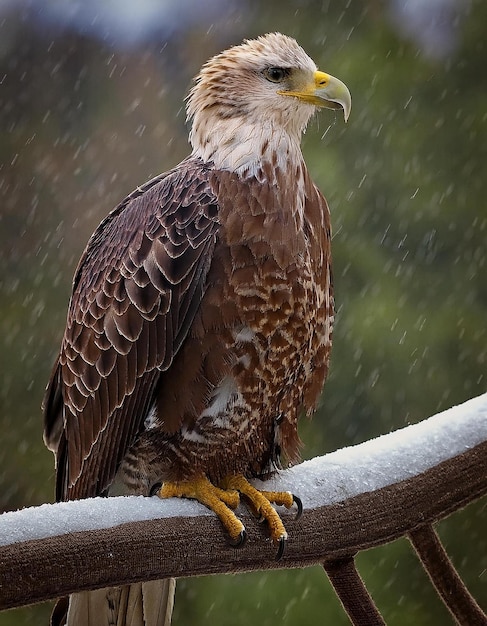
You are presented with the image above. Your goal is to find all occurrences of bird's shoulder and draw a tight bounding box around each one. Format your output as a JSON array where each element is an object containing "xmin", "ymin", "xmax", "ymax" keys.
[{"xmin": 71, "ymin": 156, "xmax": 220, "ymax": 296}]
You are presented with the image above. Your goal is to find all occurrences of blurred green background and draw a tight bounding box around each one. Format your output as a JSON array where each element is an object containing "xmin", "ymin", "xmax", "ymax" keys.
[{"xmin": 1, "ymin": 0, "xmax": 485, "ymax": 624}]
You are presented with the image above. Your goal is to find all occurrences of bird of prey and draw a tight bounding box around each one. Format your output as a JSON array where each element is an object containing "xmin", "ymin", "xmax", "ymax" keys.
[{"xmin": 43, "ymin": 32, "xmax": 350, "ymax": 626}]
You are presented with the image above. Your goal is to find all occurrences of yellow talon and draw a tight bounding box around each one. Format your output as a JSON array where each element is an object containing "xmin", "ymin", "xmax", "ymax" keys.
[
  {"xmin": 157, "ymin": 476, "xmax": 244, "ymax": 543},
  {"xmin": 220, "ymin": 475, "xmax": 290, "ymax": 543},
  {"xmin": 259, "ymin": 490, "xmax": 295, "ymax": 509},
  {"xmin": 157, "ymin": 473, "xmax": 300, "ymax": 557}
]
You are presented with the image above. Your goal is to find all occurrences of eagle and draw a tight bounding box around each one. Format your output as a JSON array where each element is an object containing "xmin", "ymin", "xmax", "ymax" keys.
[{"xmin": 43, "ymin": 32, "xmax": 350, "ymax": 626}]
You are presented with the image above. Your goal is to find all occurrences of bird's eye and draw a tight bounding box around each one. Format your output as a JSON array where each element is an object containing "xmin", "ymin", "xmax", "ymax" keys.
[{"xmin": 264, "ymin": 67, "xmax": 289, "ymax": 83}]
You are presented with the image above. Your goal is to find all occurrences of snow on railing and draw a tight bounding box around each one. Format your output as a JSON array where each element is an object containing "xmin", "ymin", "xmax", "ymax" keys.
[{"xmin": 1, "ymin": 393, "xmax": 486, "ymax": 625}]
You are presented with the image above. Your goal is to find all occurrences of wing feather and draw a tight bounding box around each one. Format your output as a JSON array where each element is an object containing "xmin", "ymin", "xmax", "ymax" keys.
[{"xmin": 43, "ymin": 158, "xmax": 220, "ymax": 500}]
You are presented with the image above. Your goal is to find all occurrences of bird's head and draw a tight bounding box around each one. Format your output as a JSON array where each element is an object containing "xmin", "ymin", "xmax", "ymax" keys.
[{"xmin": 187, "ymin": 33, "xmax": 351, "ymax": 175}]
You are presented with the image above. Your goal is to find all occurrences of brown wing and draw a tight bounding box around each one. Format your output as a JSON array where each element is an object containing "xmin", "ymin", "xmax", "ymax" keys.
[{"xmin": 43, "ymin": 158, "xmax": 220, "ymax": 501}]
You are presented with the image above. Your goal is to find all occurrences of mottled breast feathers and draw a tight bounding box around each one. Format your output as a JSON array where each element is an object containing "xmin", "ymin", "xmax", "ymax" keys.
[{"xmin": 43, "ymin": 156, "xmax": 333, "ymax": 501}]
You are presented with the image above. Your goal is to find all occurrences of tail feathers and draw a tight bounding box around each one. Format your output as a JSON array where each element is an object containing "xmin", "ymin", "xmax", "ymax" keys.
[
  {"xmin": 140, "ymin": 579, "xmax": 176, "ymax": 626},
  {"xmin": 52, "ymin": 579, "xmax": 176, "ymax": 626}
]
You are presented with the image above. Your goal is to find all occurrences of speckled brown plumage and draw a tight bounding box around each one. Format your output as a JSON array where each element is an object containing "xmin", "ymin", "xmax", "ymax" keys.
[
  {"xmin": 43, "ymin": 32, "xmax": 350, "ymax": 626},
  {"xmin": 43, "ymin": 157, "xmax": 333, "ymax": 500},
  {"xmin": 120, "ymin": 162, "xmax": 333, "ymax": 493}
]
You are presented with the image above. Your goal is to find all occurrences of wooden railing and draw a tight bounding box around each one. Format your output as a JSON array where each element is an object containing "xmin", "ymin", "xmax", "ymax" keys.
[{"xmin": 1, "ymin": 394, "xmax": 486, "ymax": 625}]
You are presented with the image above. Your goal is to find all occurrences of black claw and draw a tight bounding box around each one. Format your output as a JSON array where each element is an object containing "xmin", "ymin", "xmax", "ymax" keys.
[
  {"xmin": 149, "ymin": 482, "xmax": 162, "ymax": 496},
  {"xmin": 292, "ymin": 494, "xmax": 303, "ymax": 520},
  {"xmin": 276, "ymin": 536, "xmax": 286, "ymax": 561},
  {"xmin": 229, "ymin": 528, "xmax": 247, "ymax": 549}
]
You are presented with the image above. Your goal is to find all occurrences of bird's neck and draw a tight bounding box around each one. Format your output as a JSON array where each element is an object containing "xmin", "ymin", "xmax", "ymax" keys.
[{"xmin": 190, "ymin": 117, "xmax": 306, "ymax": 181}]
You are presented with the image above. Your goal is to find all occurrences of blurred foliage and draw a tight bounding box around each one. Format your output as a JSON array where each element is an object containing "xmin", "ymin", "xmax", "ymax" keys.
[{"xmin": 0, "ymin": 0, "xmax": 485, "ymax": 624}]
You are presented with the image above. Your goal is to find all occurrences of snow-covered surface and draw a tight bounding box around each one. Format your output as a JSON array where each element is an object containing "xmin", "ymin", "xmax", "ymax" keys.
[
  {"xmin": 1, "ymin": 393, "xmax": 486, "ymax": 547},
  {"xmin": 258, "ymin": 391, "xmax": 487, "ymax": 507}
]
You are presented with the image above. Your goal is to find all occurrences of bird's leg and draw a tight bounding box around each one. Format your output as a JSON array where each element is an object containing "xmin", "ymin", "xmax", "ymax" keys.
[
  {"xmin": 156, "ymin": 476, "xmax": 246, "ymax": 546},
  {"xmin": 220, "ymin": 474, "xmax": 302, "ymax": 559}
]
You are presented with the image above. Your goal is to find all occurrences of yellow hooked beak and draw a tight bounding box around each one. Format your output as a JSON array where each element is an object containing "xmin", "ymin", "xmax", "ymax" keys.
[{"xmin": 280, "ymin": 70, "xmax": 351, "ymax": 122}]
